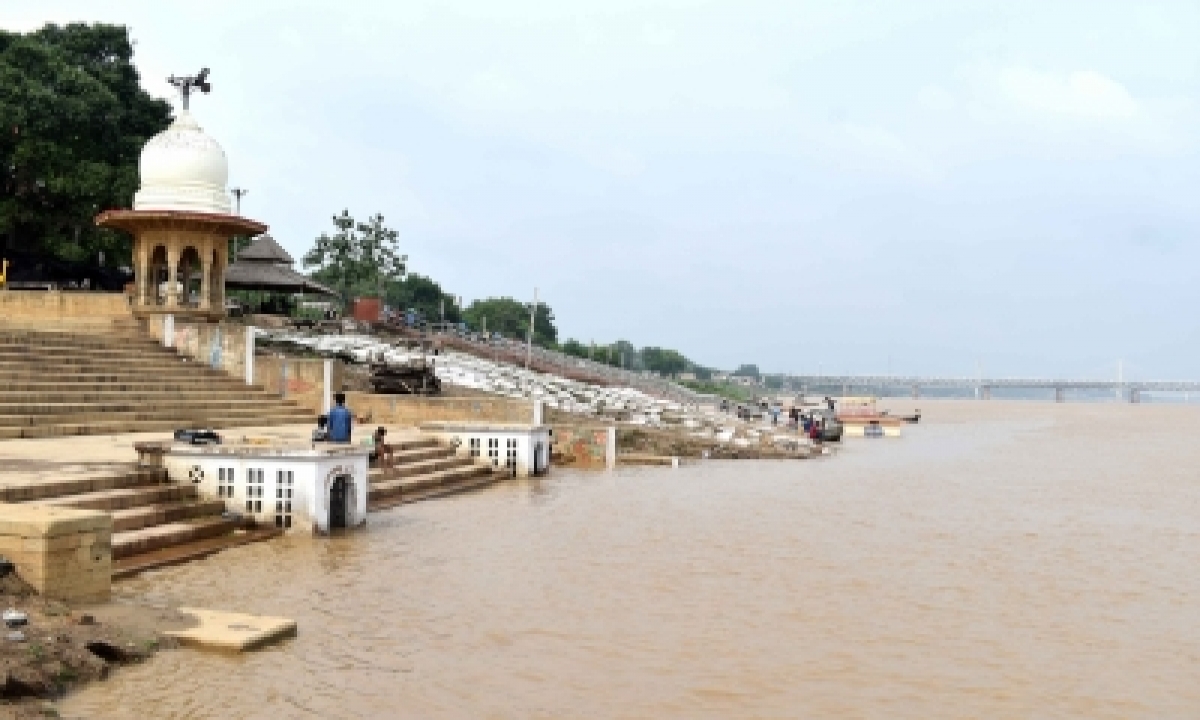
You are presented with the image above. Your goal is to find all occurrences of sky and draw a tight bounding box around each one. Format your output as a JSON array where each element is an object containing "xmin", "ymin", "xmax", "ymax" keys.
[{"xmin": 8, "ymin": 0, "xmax": 1200, "ymax": 379}]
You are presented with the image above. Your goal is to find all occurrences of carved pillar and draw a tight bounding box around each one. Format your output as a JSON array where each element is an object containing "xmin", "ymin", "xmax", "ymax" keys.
[
  {"xmin": 135, "ymin": 238, "xmax": 149, "ymax": 308},
  {"xmin": 166, "ymin": 242, "xmax": 180, "ymax": 309},
  {"xmin": 199, "ymin": 256, "xmax": 212, "ymax": 311},
  {"xmin": 212, "ymin": 249, "xmax": 225, "ymax": 313}
]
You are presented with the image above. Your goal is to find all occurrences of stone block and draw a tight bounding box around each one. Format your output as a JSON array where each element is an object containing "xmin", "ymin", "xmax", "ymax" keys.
[{"xmin": 0, "ymin": 505, "xmax": 111, "ymax": 602}]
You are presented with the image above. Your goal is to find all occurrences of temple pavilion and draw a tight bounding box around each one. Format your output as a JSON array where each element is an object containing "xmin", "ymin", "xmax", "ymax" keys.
[{"xmin": 95, "ymin": 89, "xmax": 265, "ymax": 322}]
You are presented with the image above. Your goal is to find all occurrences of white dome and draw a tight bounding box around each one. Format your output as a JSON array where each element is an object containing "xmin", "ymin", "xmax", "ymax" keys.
[{"xmin": 133, "ymin": 111, "xmax": 231, "ymax": 214}]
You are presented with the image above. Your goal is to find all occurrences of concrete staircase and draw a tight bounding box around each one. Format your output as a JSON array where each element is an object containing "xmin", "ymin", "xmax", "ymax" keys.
[
  {"xmin": 0, "ymin": 321, "xmax": 313, "ymax": 439},
  {"xmin": 0, "ymin": 463, "xmax": 278, "ymax": 579},
  {"xmin": 369, "ymin": 436, "xmax": 504, "ymax": 510}
]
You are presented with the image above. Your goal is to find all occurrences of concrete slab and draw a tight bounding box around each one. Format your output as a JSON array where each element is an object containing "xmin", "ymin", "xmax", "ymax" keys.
[{"xmin": 163, "ymin": 607, "xmax": 296, "ymax": 652}]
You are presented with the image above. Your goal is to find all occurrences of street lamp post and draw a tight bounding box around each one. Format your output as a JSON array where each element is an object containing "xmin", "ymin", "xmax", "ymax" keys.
[{"xmin": 230, "ymin": 187, "xmax": 248, "ymax": 260}]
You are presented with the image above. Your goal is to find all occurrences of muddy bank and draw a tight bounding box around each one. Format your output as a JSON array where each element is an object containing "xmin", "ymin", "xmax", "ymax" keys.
[
  {"xmin": 616, "ymin": 426, "xmax": 813, "ymax": 460},
  {"xmin": 0, "ymin": 575, "xmax": 190, "ymax": 720}
]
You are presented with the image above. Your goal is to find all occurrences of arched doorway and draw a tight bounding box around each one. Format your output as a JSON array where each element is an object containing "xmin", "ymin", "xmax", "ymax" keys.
[{"xmin": 329, "ymin": 475, "xmax": 350, "ymax": 529}]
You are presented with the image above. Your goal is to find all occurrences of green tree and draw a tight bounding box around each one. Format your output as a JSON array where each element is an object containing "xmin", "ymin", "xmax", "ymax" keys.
[
  {"xmin": 732, "ymin": 364, "xmax": 761, "ymax": 379},
  {"xmin": 0, "ymin": 23, "xmax": 171, "ymax": 263},
  {"xmin": 384, "ymin": 273, "xmax": 460, "ymax": 324},
  {"xmin": 641, "ymin": 346, "xmax": 691, "ymax": 376},
  {"xmin": 304, "ymin": 210, "xmax": 406, "ymax": 302},
  {"xmin": 560, "ymin": 339, "xmax": 589, "ymax": 359},
  {"xmin": 463, "ymin": 296, "xmax": 558, "ymax": 345}
]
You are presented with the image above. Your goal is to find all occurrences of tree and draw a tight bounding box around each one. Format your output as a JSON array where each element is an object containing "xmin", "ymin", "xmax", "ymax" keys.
[
  {"xmin": 560, "ymin": 339, "xmax": 589, "ymax": 359},
  {"xmin": 641, "ymin": 346, "xmax": 691, "ymax": 376},
  {"xmin": 732, "ymin": 364, "xmax": 761, "ymax": 379},
  {"xmin": 384, "ymin": 273, "xmax": 460, "ymax": 324},
  {"xmin": 303, "ymin": 210, "xmax": 406, "ymax": 302},
  {"xmin": 0, "ymin": 23, "xmax": 171, "ymax": 264},
  {"xmin": 463, "ymin": 296, "xmax": 558, "ymax": 345}
]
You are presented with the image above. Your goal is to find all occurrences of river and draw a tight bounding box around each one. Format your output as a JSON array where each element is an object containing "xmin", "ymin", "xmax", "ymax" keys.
[{"xmin": 60, "ymin": 400, "xmax": 1200, "ymax": 718}]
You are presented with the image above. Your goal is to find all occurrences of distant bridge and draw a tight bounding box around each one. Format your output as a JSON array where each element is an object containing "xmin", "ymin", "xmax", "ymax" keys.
[{"xmin": 787, "ymin": 375, "xmax": 1200, "ymax": 403}]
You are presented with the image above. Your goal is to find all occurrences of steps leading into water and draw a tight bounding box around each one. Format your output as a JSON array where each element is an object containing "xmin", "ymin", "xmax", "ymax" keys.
[
  {"xmin": 0, "ymin": 322, "xmax": 313, "ymax": 439},
  {"xmin": 8, "ymin": 463, "xmax": 272, "ymax": 578},
  {"xmin": 367, "ymin": 437, "xmax": 503, "ymax": 510}
]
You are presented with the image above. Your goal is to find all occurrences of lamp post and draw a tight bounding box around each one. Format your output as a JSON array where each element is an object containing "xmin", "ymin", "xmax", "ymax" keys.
[{"xmin": 230, "ymin": 187, "xmax": 248, "ymax": 261}]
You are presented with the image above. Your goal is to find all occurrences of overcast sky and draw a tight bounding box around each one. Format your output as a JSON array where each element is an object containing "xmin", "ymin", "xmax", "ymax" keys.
[{"xmin": 11, "ymin": 1, "xmax": 1200, "ymax": 378}]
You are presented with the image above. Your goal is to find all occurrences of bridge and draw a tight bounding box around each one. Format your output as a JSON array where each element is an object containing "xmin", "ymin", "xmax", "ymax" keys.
[{"xmin": 787, "ymin": 375, "xmax": 1200, "ymax": 403}]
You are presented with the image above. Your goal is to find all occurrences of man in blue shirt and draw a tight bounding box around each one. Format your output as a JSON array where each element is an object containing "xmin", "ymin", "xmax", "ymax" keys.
[{"xmin": 327, "ymin": 392, "xmax": 353, "ymax": 443}]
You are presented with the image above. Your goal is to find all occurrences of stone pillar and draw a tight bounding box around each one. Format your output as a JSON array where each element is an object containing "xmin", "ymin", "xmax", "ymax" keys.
[
  {"xmin": 533, "ymin": 399, "xmax": 544, "ymax": 425},
  {"xmin": 281, "ymin": 359, "xmax": 289, "ymax": 399},
  {"xmin": 163, "ymin": 314, "xmax": 174, "ymax": 348},
  {"xmin": 135, "ymin": 239, "xmax": 149, "ymax": 308},
  {"xmin": 199, "ymin": 256, "xmax": 212, "ymax": 311},
  {"xmin": 605, "ymin": 426, "xmax": 617, "ymax": 471},
  {"xmin": 323, "ymin": 359, "xmax": 333, "ymax": 413},
  {"xmin": 166, "ymin": 244, "xmax": 180, "ymax": 308},
  {"xmin": 244, "ymin": 325, "xmax": 255, "ymax": 386}
]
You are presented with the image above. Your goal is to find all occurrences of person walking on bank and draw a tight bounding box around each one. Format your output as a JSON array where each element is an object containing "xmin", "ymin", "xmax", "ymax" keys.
[{"xmin": 328, "ymin": 392, "xmax": 353, "ymax": 443}]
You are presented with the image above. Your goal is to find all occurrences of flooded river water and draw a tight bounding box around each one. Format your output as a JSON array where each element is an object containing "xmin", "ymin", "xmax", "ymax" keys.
[{"xmin": 61, "ymin": 401, "xmax": 1200, "ymax": 718}]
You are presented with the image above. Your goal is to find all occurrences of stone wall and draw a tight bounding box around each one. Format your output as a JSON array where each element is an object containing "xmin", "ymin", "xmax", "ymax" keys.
[
  {"xmin": 344, "ymin": 393, "xmax": 533, "ymax": 425},
  {"xmin": 0, "ymin": 505, "xmax": 111, "ymax": 602},
  {"xmin": 552, "ymin": 424, "xmax": 616, "ymax": 469},
  {"xmin": 255, "ymin": 357, "xmax": 339, "ymax": 415},
  {"xmin": 0, "ymin": 290, "xmax": 131, "ymax": 322},
  {"xmin": 146, "ymin": 315, "xmax": 248, "ymax": 380}
]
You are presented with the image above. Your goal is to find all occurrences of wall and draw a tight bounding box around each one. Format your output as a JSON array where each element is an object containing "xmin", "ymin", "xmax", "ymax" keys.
[
  {"xmin": 255, "ymin": 357, "xmax": 338, "ymax": 415},
  {"xmin": 147, "ymin": 315, "xmax": 248, "ymax": 380},
  {"xmin": 343, "ymin": 392, "xmax": 533, "ymax": 425},
  {"xmin": 551, "ymin": 424, "xmax": 616, "ymax": 469},
  {"xmin": 0, "ymin": 290, "xmax": 131, "ymax": 322},
  {"xmin": 146, "ymin": 316, "xmax": 533, "ymax": 425},
  {"xmin": 0, "ymin": 505, "xmax": 111, "ymax": 602}
]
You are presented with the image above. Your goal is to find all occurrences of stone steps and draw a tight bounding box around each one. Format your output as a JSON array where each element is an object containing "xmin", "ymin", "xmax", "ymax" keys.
[
  {"xmin": 0, "ymin": 379, "xmax": 262, "ymax": 391},
  {"xmin": 6, "ymin": 462, "xmax": 272, "ymax": 575},
  {"xmin": 111, "ymin": 498, "xmax": 229, "ymax": 533},
  {"xmin": 0, "ymin": 399, "xmax": 308, "ymax": 416},
  {"xmin": 0, "ymin": 389, "xmax": 280, "ymax": 402},
  {"xmin": 372, "ymin": 455, "xmax": 474, "ymax": 480},
  {"xmin": 368, "ymin": 466, "xmax": 501, "ymax": 510},
  {"xmin": 29, "ymin": 483, "xmax": 198, "ymax": 511},
  {"xmin": 0, "ymin": 467, "xmax": 167, "ymax": 503},
  {"xmin": 0, "ymin": 412, "xmax": 314, "ymax": 440},
  {"xmin": 0, "ymin": 358, "xmax": 228, "ymax": 373},
  {"xmin": 112, "ymin": 526, "xmax": 282, "ymax": 579},
  {"xmin": 0, "ymin": 406, "xmax": 311, "ymax": 427},
  {"xmin": 369, "ymin": 462, "xmax": 494, "ymax": 501},
  {"xmin": 113, "ymin": 516, "xmax": 240, "ymax": 560}
]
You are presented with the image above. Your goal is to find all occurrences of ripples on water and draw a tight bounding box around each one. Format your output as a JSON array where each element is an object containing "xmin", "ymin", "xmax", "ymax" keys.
[{"xmin": 60, "ymin": 402, "xmax": 1200, "ymax": 719}]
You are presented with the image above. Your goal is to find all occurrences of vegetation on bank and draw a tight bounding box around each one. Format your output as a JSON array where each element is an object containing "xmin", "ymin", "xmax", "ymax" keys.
[{"xmin": 0, "ymin": 23, "xmax": 170, "ymax": 267}]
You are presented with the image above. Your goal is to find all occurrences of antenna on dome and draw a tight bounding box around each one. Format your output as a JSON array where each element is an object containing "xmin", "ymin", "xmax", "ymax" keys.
[{"xmin": 167, "ymin": 68, "xmax": 212, "ymax": 112}]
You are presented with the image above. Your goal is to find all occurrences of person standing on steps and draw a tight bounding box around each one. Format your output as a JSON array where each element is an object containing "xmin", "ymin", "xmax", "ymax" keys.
[{"xmin": 328, "ymin": 392, "xmax": 353, "ymax": 443}]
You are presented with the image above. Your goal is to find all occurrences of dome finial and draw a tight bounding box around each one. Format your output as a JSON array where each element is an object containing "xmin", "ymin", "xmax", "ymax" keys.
[{"xmin": 167, "ymin": 68, "xmax": 211, "ymax": 111}]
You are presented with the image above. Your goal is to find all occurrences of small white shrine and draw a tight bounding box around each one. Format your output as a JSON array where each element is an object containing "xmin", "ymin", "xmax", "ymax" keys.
[
  {"xmin": 165, "ymin": 442, "xmax": 370, "ymax": 534},
  {"xmin": 420, "ymin": 422, "xmax": 552, "ymax": 477}
]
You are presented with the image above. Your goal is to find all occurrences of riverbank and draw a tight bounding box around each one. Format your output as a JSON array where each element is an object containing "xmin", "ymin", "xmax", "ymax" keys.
[
  {"xmin": 55, "ymin": 398, "xmax": 1200, "ymax": 718},
  {"xmin": 0, "ymin": 574, "xmax": 187, "ymax": 720}
]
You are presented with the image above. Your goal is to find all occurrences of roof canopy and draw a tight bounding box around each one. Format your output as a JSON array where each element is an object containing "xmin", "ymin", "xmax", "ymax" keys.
[
  {"xmin": 234, "ymin": 234, "xmax": 294, "ymax": 264},
  {"xmin": 225, "ymin": 234, "xmax": 337, "ymax": 295}
]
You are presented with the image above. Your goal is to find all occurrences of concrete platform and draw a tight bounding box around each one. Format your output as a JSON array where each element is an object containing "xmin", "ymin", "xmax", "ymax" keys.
[{"xmin": 163, "ymin": 607, "xmax": 297, "ymax": 652}]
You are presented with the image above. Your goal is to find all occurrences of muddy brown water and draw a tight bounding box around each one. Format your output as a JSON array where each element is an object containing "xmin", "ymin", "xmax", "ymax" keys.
[{"xmin": 60, "ymin": 401, "xmax": 1200, "ymax": 718}]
